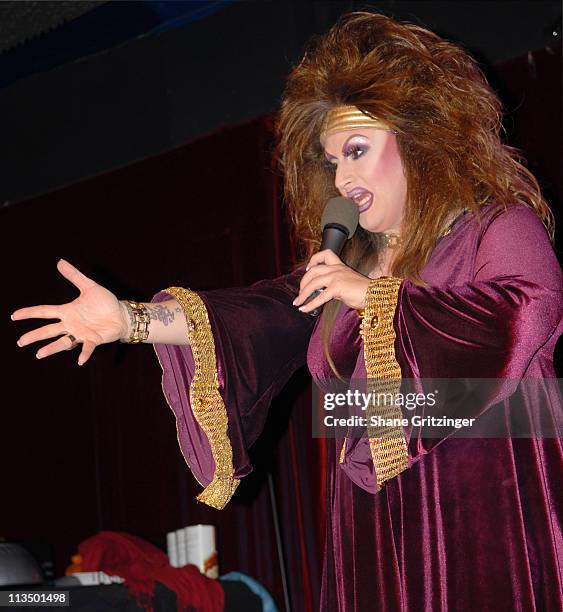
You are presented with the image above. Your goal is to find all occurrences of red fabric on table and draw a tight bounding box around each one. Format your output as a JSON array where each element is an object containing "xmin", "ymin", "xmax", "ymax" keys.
[{"xmin": 79, "ymin": 531, "xmax": 224, "ymax": 612}]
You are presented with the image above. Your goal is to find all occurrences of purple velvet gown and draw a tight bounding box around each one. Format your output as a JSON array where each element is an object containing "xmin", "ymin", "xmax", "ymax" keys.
[{"xmin": 153, "ymin": 203, "xmax": 563, "ymax": 611}]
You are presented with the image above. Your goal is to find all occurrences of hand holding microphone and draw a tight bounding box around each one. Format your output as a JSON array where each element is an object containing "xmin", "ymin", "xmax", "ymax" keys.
[{"xmin": 293, "ymin": 197, "xmax": 370, "ymax": 316}]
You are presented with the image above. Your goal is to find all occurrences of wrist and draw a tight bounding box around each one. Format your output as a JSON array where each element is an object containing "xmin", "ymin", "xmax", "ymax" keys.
[
  {"xmin": 355, "ymin": 277, "xmax": 372, "ymax": 317},
  {"xmin": 120, "ymin": 300, "xmax": 151, "ymax": 344},
  {"xmin": 118, "ymin": 301, "xmax": 133, "ymax": 342}
]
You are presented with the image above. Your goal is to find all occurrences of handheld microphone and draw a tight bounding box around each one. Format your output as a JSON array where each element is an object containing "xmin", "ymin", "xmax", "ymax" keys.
[{"xmin": 304, "ymin": 196, "xmax": 359, "ymax": 316}]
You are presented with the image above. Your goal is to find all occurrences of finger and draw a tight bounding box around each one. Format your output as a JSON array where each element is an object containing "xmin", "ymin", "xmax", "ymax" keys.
[
  {"xmin": 57, "ymin": 259, "xmax": 96, "ymax": 292},
  {"xmin": 11, "ymin": 305, "xmax": 61, "ymax": 321},
  {"xmin": 78, "ymin": 340, "xmax": 96, "ymax": 366},
  {"xmin": 36, "ymin": 335, "xmax": 79, "ymax": 360},
  {"xmin": 298, "ymin": 286, "xmax": 335, "ymax": 313},
  {"xmin": 17, "ymin": 322, "xmax": 67, "ymax": 347},
  {"xmin": 299, "ymin": 260, "xmax": 345, "ymax": 295},
  {"xmin": 298, "ymin": 264, "xmax": 331, "ymax": 295},
  {"xmin": 295, "ymin": 272, "xmax": 336, "ymax": 306},
  {"xmin": 306, "ymin": 250, "xmax": 343, "ymax": 270}
]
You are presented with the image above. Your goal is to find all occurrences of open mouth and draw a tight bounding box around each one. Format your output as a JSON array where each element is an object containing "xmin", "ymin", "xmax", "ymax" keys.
[{"xmin": 349, "ymin": 191, "xmax": 373, "ymax": 213}]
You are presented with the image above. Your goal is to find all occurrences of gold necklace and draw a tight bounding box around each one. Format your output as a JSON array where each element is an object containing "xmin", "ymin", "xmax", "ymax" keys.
[
  {"xmin": 381, "ymin": 233, "xmax": 402, "ymax": 248},
  {"xmin": 382, "ymin": 209, "xmax": 464, "ymax": 248}
]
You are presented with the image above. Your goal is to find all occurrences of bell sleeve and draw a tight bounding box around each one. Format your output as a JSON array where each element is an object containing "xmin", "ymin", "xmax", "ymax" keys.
[
  {"xmin": 151, "ymin": 269, "xmax": 315, "ymax": 509},
  {"xmin": 359, "ymin": 205, "xmax": 563, "ymax": 488}
]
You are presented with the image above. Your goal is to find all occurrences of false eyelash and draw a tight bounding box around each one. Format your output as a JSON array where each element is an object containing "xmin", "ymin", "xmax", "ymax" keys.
[{"xmin": 344, "ymin": 145, "xmax": 367, "ymax": 159}]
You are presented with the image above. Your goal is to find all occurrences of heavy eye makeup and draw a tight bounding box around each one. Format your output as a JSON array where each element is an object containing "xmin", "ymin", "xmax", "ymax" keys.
[
  {"xmin": 343, "ymin": 143, "xmax": 368, "ymax": 160},
  {"xmin": 342, "ymin": 135, "xmax": 370, "ymax": 160},
  {"xmin": 323, "ymin": 136, "xmax": 370, "ymax": 170}
]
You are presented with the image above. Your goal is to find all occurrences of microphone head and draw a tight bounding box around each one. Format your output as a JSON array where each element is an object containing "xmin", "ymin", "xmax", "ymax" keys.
[{"xmin": 321, "ymin": 197, "xmax": 360, "ymax": 239}]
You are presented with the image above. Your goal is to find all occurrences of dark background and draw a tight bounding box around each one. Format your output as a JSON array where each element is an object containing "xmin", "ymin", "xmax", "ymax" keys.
[
  {"xmin": 1, "ymin": 2, "xmax": 561, "ymax": 611},
  {"xmin": 0, "ymin": 1, "xmax": 561, "ymax": 206}
]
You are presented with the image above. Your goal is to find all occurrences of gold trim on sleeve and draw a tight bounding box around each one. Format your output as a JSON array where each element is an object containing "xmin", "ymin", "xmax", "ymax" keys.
[
  {"xmin": 339, "ymin": 438, "xmax": 347, "ymax": 464},
  {"xmin": 164, "ymin": 287, "xmax": 240, "ymax": 510},
  {"xmin": 360, "ymin": 277, "xmax": 408, "ymax": 489}
]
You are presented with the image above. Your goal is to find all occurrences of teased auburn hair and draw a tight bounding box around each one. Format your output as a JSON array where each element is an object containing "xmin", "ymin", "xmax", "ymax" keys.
[{"xmin": 275, "ymin": 11, "xmax": 553, "ymax": 375}]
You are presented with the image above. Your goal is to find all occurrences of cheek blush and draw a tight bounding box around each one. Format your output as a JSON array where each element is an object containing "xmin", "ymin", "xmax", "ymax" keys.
[{"xmin": 370, "ymin": 133, "xmax": 402, "ymax": 181}]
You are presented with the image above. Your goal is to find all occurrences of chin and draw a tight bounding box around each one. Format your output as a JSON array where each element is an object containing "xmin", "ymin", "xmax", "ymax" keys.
[
  {"xmin": 359, "ymin": 218, "xmax": 385, "ymax": 234},
  {"xmin": 361, "ymin": 211, "xmax": 401, "ymax": 235}
]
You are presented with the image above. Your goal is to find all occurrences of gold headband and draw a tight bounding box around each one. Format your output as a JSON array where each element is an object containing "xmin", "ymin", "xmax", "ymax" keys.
[{"xmin": 320, "ymin": 105, "xmax": 390, "ymax": 139}]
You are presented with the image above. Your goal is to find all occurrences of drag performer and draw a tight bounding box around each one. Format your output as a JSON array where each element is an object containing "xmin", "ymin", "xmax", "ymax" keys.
[{"xmin": 12, "ymin": 13, "xmax": 562, "ymax": 611}]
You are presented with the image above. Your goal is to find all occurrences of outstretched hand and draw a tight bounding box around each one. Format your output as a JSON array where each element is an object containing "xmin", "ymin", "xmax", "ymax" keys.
[
  {"xmin": 293, "ymin": 250, "xmax": 371, "ymax": 313},
  {"xmin": 11, "ymin": 259, "xmax": 126, "ymax": 365}
]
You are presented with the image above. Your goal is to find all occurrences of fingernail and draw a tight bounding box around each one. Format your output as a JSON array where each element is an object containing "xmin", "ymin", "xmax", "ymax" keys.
[
  {"xmin": 10, "ymin": 314, "xmax": 14, "ymax": 320},
  {"xmin": 298, "ymin": 307, "xmax": 304, "ymax": 312},
  {"xmin": 305, "ymin": 266, "xmax": 310, "ymax": 271},
  {"xmin": 16, "ymin": 340, "xmax": 21, "ymax": 347},
  {"xmin": 292, "ymin": 299, "xmax": 296, "ymax": 305},
  {"xmin": 36, "ymin": 353, "xmax": 42, "ymax": 359}
]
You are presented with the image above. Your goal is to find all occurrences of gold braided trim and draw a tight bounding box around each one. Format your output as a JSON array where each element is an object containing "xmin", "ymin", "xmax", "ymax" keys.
[
  {"xmin": 360, "ymin": 277, "xmax": 408, "ymax": 489},
  {"xmin": 339, "ymin": 438, "xmax": 347, "ymax": 464},
  {"xmin": 164, "ymin": 287, "xmax": 240, "ymax": 510}
]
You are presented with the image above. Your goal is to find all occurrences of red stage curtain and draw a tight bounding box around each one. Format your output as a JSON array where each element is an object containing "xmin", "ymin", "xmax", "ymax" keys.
[{"xmin": 3, "ymin": 115, "xmax": 324, "ymax": 611}]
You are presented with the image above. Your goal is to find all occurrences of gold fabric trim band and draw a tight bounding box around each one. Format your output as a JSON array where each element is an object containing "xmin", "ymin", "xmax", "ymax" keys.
[
  {"xmin": 360, "ymin": 277, "xmax": 408, "ymax": 489},
  {"xmin": 321, "ymin": 105, "xmax": 390, "ymax": 139},
  {"xmin": 164, "ymin": 287, "xmax": 240, "ymax": 510}
]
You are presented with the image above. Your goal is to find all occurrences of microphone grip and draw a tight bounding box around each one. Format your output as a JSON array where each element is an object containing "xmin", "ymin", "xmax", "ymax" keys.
[
  {"xmin": 302, "ymin": 287, "xmax": 325, "ymax": 317},
  {"xmin": 302, "ymin": 223, "xmax": 349, "ymax": 317}
]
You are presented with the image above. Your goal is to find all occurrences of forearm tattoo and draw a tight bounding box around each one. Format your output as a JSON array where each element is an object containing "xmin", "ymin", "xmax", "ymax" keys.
[{"xmin": 145, "ymin": 304, "xmax": 176, "ymax": 326}]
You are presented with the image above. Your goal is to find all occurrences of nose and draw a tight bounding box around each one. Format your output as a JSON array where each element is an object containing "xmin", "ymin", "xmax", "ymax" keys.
[{"xmin": 334, "ymin": 164, "xmax": 353, "ymax": 195}]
